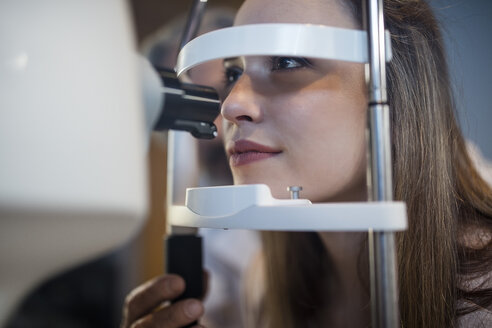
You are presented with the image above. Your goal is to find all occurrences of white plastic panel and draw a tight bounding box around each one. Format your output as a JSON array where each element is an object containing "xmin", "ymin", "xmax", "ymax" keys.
[
  {"xmin": 169, "ymin": 185, "xmax": 407, "ymax": 231},
  {"xmin": 0, "ymin": 0, "xmax": 147, "ymax": 324},
  {"xmin": 176, "ymin": 23, "xmax": 393, "ymax": 76}
]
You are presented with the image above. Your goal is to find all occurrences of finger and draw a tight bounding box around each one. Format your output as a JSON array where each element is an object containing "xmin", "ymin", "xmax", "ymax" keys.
[
  {"xmin": 132, "ymin": 299, "xmax": 204, "ymax": 328},
  {"xmin": 123, "ymin": 275, "xmax": 185, "ymax": 325},
  {"xmin": 154, "ymin": 299, "xmax": 204, "ymax": 327}
]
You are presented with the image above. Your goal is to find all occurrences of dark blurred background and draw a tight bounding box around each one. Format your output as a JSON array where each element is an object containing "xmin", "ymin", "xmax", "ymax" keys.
[
  {"xmin": 5, "ymin": 0, "xmax": 491, "ymax": 327},
  {"xmin": 131, "ymin": 0, "xmax": 241, "ymax": 43}
]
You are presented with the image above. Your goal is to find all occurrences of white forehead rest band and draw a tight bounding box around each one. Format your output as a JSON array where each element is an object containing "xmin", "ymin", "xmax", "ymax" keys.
[{"xmin": 176, "ymin": 23, "xmax": 392, "ymax": 76}]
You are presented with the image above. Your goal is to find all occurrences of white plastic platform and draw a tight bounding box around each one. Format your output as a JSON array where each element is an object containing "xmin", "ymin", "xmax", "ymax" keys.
[
  {"xmin": 169, "ymin": 184, "xmax": 407, "ymax": 231},
  {"xmin": 176, "ymin": 24, "xmax": 393, "ymax": 76}
]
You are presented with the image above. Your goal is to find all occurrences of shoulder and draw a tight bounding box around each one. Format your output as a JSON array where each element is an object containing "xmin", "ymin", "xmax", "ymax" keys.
[
  {"xmin": 457, "ymin": 258, "xmax": 492, "ymax": 327},
  {"xmin": 457, "ymin": 304, "xmax": 492, "ymax": 328},
  {"xmin": 457, "ymin": 225, "xmax": 492, "ymax": 326},
  {"xmin": 458, "ymin": 225, "xmax": 492, "ymax": 250}
]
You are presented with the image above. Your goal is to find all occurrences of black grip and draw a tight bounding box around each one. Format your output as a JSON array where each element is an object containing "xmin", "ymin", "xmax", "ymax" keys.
[
  {"xmin": 153, "ymin": 67, "xmax": 220, "ymax": 139},
  {"xmin": 165, "ymin": 234, "xmax": 203, "ymax": 328}
]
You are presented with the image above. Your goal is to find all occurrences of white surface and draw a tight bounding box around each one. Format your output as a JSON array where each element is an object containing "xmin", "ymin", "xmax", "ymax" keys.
[
  {"xmin": 170, "ymin": 185, "xmax": 407, "ymax": 231},
  {"xmin": 0, "ymin": 0, "xmax": 147, "ymax": 324},
  {"xmin": 176, "ymin": 23, "xmax": 392, "ymax": 76}
]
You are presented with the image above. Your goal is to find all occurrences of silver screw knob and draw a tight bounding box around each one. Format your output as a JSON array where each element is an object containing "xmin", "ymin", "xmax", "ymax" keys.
[{"xmin": 287, "ymin": 186, "xmax": 303, "ymax": 199}]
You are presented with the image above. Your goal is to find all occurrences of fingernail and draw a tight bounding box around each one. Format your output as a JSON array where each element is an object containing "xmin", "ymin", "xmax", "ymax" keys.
[{"xmin": 184, "ymin": 300, "xmax": 202, "ymax": 318}]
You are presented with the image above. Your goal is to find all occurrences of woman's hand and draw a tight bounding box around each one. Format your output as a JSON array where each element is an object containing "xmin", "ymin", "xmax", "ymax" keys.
[{"xmin": 121, "ymin": 274, "xmax": 205, "ymax": 328}]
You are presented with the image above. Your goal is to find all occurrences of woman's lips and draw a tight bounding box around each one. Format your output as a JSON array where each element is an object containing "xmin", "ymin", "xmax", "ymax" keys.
[
  {"xmin": 230, "ymin": 151, "xmax": 281, "ymax": 166},
  {"xmin": 228, "ymin": 140, "xmax": 282, "ymax": 167}
]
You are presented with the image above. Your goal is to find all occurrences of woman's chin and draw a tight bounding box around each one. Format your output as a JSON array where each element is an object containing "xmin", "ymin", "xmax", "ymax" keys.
[{"xmin": 232, "ymin": 177, "xmax": 293, "ymax": 199}]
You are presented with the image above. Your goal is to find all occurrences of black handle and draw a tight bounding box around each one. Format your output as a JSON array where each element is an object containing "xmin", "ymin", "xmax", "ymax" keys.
[
  {"xmin": 153, "ymin": 67, "xmax": 220, "ymax": 139},
  {"xmin": 165, "ymin": 234, "xmax": 203, "ymax": 328}
]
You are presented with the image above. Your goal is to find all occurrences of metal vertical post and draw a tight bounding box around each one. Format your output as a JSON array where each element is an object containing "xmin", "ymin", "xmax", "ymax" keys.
[
  {"xmin": 166, "ymin": 0, "xmax": 208, "ymax": 234},
  {"xmin": 165, "ymin": 1, "xmax": 209, "ymax": 320},
  {"xmin": 179, "ymin": 0, "xmax": 208, "ymax": 55},
  {"xmin": 364, "ymin": 0, "xmax": 400, "ymax": 327}
]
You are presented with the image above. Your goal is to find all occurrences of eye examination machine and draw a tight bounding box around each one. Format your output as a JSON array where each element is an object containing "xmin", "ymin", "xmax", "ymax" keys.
[{"xmin": 1, "ymin": 0, "xmax": 406, "ymax": 327}]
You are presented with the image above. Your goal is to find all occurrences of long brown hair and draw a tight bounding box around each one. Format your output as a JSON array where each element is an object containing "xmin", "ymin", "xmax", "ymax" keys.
[{"xmin": 260, "ymin": 0, "xmax": 492, "ymax": 327}]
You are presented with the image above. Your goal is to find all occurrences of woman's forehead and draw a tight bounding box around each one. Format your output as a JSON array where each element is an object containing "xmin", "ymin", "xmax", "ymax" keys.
[{"xmin": 235, "ymin": 0, "xmax": 357, "ymax": 29}]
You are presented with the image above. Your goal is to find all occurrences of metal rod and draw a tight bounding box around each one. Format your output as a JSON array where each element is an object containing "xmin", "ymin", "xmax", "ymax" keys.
[
  {"xmin": 366, "ymin": 0, "xmax": 388, "ymax": 104},
  {"xmin": 167, "ymin": 0, "xmax": 208, "ymax": 228},
  {"xmin": 167, "ymin": 0, "xmax": 207, "ymax": 234},
  {"xmin": 364, "ymin": 0, "xmax": 400, "ymax": 327},
  {"xmin": 179, "ymin": 0, "xmax": 208, "ymax": 52}
]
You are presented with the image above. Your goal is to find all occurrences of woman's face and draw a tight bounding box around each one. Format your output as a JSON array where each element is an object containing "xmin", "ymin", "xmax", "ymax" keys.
[{"xmin": 221, "ymin": 0, "xmax": 368, "ymax": 202}]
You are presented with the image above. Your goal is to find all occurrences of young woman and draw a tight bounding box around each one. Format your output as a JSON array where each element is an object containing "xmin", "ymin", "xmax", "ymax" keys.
[{"xmin": 121, "ymin": 0, "xmax": 492, "ymax": 327}]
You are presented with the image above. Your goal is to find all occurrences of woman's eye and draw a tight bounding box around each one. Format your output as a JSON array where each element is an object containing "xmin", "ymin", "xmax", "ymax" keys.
[
  {"xmin": 271, "ymin": 57, "xmax": 311, "ymax": 71},
  {"xmin": 223, "ymin": 66, "xmax": 243, "ymax": 86}
]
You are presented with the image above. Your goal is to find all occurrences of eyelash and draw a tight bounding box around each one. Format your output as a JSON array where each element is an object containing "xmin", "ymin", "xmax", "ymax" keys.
[
  {"xmin": 269, "ymin": 56, "xmax": 312, "ymax": 71},
  {"xmin": 222, "ymin": 57, "xmax": 312, "ymax": 87}
]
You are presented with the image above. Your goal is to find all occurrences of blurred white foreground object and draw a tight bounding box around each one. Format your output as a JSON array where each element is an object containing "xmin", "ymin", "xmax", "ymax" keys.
[{"xmin": 0, "ymin": 1, "xmax": 147, "ymax": 325}]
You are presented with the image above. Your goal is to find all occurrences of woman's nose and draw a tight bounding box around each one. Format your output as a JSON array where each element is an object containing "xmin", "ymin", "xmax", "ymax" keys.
[{"xmin": 221, "ymin": 75, "xmax": 263, "ymax": 125}]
